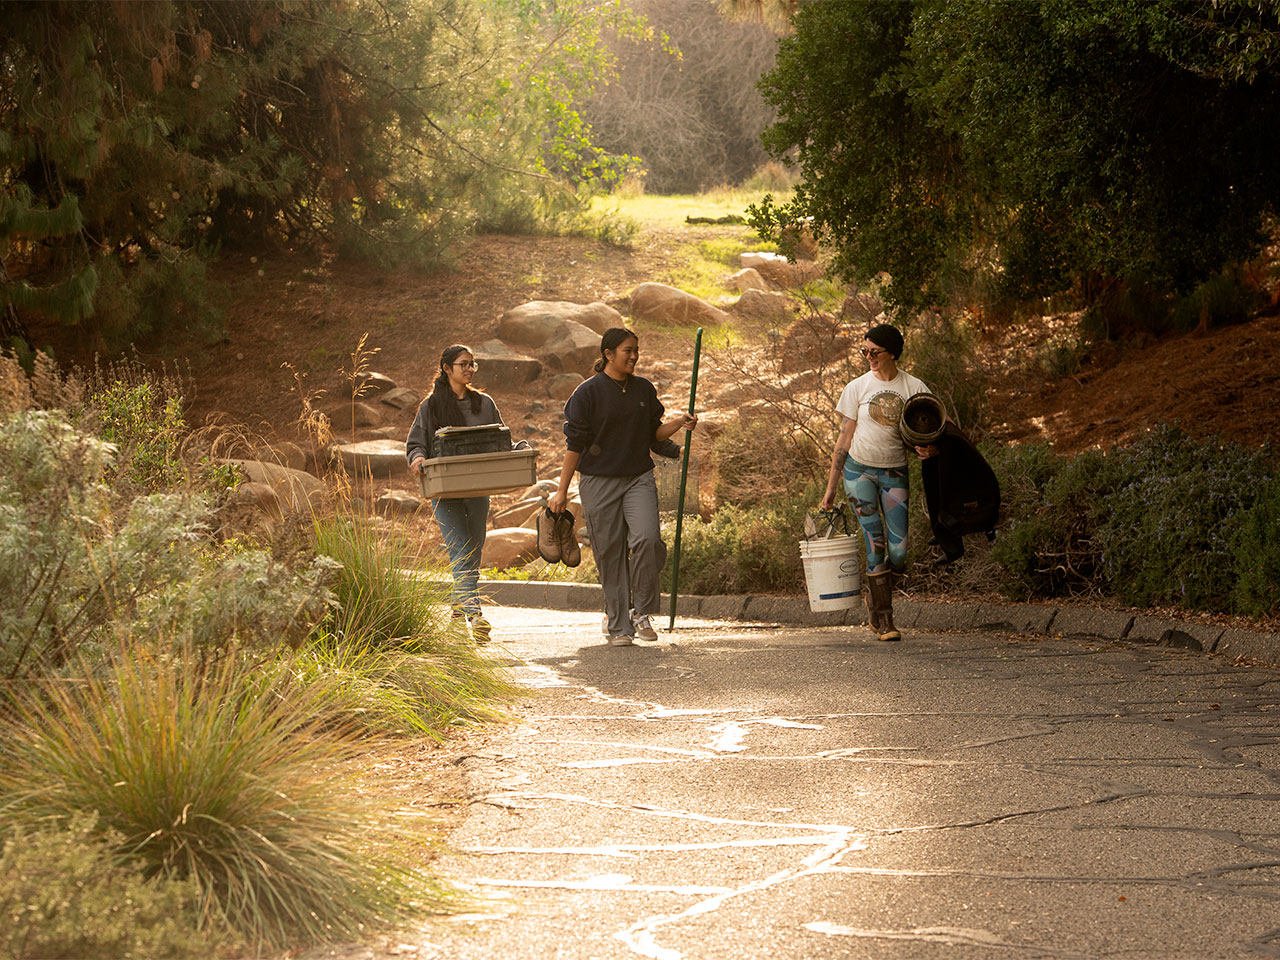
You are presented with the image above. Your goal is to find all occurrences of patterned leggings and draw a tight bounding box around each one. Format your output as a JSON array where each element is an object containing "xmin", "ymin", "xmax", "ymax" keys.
[{"xmin": 842, "ymin": 457, "xmax": 909, "ymax": 576}]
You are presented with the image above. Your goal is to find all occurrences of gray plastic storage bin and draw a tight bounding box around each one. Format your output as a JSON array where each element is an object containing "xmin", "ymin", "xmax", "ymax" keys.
[{"xmin": 419, "ymin": 449, "xmax": 537, "ymax": 499}]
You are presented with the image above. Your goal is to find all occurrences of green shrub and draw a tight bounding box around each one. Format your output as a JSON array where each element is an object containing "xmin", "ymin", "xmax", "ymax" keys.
[
  {"xmin": 664, "ymin": 482, "xmax": 821, "ymax": 595},
  {"xmin": 989, "ymin": 445, "xmax": 1110, "ymax": 599},
  {"xmin": 988, "ymin": 426, "xmax": 1276, "ymax": 612},
  {"xmin": 0, "ymin": 814, "xmax": 209, "ymax": 960},
  {"xmin": 0, "ymin": 413, "xmax": 336, "ymax": 675},
  {"xmin": 1092, "ymin": 427, "xmax": 1272, "ymax": 609},
  {"xmin": 1229, "ymin": 475, "xmax": 1280, "ymax": 618},
  {"xmin": 0, "ymin": 648, "xmax": 441, "ymax": 950},
  {"xmin": 93, "ymin": 379, "xmax": 186, "ymax": 490},
  {"xmin": 1170, "ymin": 267, "xmax": 1259, "ymax": 333}
]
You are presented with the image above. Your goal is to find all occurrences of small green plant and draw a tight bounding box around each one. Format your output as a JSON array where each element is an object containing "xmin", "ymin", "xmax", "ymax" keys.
[
  {"xmin": 0, "ymin": 814, "xmax": 210, "ymax": 960},
  {"xmin": 93, "ymin": 380, "xmax": 186, "ymax": 489}
]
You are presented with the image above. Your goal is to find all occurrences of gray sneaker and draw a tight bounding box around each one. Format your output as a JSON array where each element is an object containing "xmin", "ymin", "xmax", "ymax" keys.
[
  {"xmin": 607, "ymin": 634, "xmax": 634, "ymax": 646},
  {"xmin": 632, "ymin": 611, "xmax": 658, "ymax": 642}
]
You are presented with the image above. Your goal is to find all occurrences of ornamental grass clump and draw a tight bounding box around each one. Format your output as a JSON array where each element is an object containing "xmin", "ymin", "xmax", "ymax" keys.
[
  {"xmin": 313, "ymin": 516, "xmax": 515, "ymax": 734},
  {"xmin": 0, "ymin": 647, "xmax": 444, "ymax": 950}
]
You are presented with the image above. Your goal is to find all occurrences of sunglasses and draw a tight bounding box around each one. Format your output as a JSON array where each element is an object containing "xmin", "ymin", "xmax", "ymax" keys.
[{"xmin": 860, "ymin": 347, "xmax": 888, "ymax": 359}]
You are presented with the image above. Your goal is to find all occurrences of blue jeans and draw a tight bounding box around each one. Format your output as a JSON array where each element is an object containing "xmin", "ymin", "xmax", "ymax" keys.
[
  {"xmin": 431, "ymin": 496, "xmax": 489, "ymax": 615},
  {"xmin": 843, "ymin": 458, "xmax": 909, "ymax": 576}
]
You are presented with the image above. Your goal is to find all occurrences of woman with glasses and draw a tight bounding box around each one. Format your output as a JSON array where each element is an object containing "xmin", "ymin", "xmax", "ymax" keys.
[
  {"xmin": 406, "ymin": 344, "xmax": 506, "ymax": 642},
  {"xmin": 820, "ymin": 323, "xmax": 935, "ymax": 641}
]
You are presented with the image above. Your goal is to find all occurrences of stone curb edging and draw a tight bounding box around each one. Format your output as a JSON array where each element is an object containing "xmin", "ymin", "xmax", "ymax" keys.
[{"xmin": 478, "ymin": 579, "xmax": 1280, "ymax": 666}]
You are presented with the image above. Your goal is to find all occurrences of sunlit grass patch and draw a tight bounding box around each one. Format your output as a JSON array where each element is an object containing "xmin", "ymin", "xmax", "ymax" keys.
[{"xmin": 601, "ymin": 187, "xmax": 793, "ymax": 230}]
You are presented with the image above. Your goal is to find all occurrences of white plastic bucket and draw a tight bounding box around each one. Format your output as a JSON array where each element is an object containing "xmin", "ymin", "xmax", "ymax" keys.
[{"xmin": 799, "ymin": 534, "xmax": 861, "ymax": 612}]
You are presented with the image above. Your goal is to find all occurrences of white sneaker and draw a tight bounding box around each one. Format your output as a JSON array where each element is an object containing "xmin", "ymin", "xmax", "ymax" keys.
[{"xmin": 632, "ymin": 612, "xmax": 658, "ymax": 642}]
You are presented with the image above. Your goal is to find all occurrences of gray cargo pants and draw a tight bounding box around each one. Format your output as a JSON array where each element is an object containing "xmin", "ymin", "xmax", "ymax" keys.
[{"xmin": 579, "ymin": 471, "xmax": 664, "ymax": 639}]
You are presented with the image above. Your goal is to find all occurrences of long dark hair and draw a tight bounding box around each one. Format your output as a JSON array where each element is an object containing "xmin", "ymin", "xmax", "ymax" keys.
[
  {"xmin": 594, "ymin": 327, "xmax": 638, "ymax": 374},
  {"xmin": 428, "ymin": 344, "xmax": 482, "ymax": 427}
]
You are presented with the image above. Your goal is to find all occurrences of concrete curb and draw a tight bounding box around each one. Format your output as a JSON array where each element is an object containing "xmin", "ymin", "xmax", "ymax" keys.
[{"xmin": 479, "ymin": 578, "xmax": 1280, "ymax": 666}]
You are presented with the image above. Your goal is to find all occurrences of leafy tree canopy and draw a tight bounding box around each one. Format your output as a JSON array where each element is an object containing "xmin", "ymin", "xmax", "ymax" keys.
[
  {"xmin": 751, "ymin": 0, "xmax": 1280, "ymax": 319},
  {"xmin": 0, "ymin": 0, "xmax": 643, "ymax": 346}
]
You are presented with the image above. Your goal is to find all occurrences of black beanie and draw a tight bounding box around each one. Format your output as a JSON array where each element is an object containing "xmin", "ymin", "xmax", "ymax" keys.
[{"xmin": 866, "ymin": 323, "xmax": 904, "ymax": 359}]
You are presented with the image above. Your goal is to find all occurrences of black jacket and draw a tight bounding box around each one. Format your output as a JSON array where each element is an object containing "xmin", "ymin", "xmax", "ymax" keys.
[{"xmin": 920, "ymin": 423, "xmax": 1000, "ymax": 562}]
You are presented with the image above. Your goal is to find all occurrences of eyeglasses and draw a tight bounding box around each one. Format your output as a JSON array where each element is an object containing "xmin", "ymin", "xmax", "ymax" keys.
[
  {"xmin": 860, "ymin": 348, "xmax": 888, "ymax": 359},
  {"xmin": 452, "ymin": 360, "xmax": 478, "ymax": 371}
]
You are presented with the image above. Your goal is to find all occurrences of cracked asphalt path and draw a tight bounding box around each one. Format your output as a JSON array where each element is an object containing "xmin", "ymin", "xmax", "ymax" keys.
[{"xmin": 423, "ymin": 606, "xmax": 1280, "ymax": 960}]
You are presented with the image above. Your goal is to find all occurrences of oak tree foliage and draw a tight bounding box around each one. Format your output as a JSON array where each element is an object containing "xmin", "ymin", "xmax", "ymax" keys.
[{"xmin": 750, "ymin": 0, "xmax": 1280, "ymax": 320}]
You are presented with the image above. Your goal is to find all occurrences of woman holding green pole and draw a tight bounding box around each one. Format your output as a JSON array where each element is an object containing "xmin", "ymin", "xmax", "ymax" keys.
[{"xmin": 547, "ymin": 328, "xmax": 698, "ymax": 646}]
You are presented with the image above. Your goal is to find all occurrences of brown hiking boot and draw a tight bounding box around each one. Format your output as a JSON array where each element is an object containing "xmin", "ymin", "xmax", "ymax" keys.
[
  {"xmin": 866, "ymin": 572, "xmax": 901, "ymax": 642},
  {"xmin": 556, "ymin": 509, "xmax": 581, "ymax": 567},
  {"xmin": 536, "ymin": 505, "xmax": 561, "ymax": 563}
]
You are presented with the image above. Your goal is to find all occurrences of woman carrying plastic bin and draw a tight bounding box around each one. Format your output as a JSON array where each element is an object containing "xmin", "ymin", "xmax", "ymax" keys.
[
  {"xmin": 547, "ymin": 327, "xmax": 697, "ymax": 646},
  {"xmin": 406, "ymin": 343, "xmax": 515, "ymax": 643},
  {"xmin": 819, "ymin": 323, "xmax": 937, "ymax": 642}
]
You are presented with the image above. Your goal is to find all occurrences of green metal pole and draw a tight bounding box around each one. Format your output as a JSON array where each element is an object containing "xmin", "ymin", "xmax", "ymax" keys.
[{"xmin": 668, "ymin": 327, "xmax": 703, "ymax": 629}]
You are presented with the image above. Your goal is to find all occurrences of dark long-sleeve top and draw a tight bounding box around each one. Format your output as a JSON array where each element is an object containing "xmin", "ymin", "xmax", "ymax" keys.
[
  {"xmin": 562, "ymin": 372, "xmax": 664, "ymax": 477},
  {"xmin": 405, "ymin": 391, "xmax": 503, "ymax": 465},
  {"xmin": 920, "ymin": 422, "xmax": 1001, "ymax": 561}
]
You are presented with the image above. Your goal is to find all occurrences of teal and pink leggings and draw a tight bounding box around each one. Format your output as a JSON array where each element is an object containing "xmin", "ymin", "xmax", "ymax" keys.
[{"xmin": 842, "ymin": 457, "xmax": 909, "ymax": 576}]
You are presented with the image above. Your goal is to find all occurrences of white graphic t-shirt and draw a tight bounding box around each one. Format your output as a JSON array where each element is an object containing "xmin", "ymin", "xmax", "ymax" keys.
[{"xmin": 836, "ymin": 369, "xmax": 932, "ymax": 468}]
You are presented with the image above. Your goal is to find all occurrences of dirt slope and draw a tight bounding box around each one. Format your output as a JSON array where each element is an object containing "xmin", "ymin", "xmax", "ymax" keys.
[{"xmin": 155, "ymin": 229, "xmax": 1280, "ymax": 464}]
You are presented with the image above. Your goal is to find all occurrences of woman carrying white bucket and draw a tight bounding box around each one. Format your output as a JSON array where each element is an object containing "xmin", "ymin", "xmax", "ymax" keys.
[{"xmin": 819, "ymin": 323, "xmax": 938, "ymax": 641}]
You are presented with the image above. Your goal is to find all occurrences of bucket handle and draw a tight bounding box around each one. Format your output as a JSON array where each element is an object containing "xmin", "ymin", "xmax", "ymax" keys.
[{"xmin": 805, "ymin": 504, "xmax": 853, "ymax": 540}]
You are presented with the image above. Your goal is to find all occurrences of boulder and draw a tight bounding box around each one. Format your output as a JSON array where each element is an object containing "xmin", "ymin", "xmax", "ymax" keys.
[
  {"xmin": 732, "ymin": 288, "xmax": 792, "ymax": 323},
  {"xmin": 499, "ymin": 301, "xmax": 624, "ymax": 346},
  {"xmin": 472, "ymin": 340, "xmax": 542, "ymax": 385},
  {"xmin": 629, "ymin": 283, "xmax": 730, "ymax": 327},
  {"xmin": 481, "ymin": 527, "xmax": 539, "ymax": 569},
  {"xmin": 518, "ymin": 479, "xmax": 560, "ymax": 501},
  {"xmin": 331, "ymin": 439, "xmax": 408, "ymax": 478},
  {"xmin": 493, "ymin": 496, "xmax": 544, "ymax": 527},
  {"xmin": 541, "ymin": 321, "xmax": 600, "ymax": 375},
  {"xmin": 253, "ymin": 441, "xmax": 308, "ymax": 472},
  {"xmin": 226, "ymin": 459, "xmax": 326, "ymax": 512},
  {"xmin": 545, "ymin": 373, "xmax": 584, "ymax": 401},
  {"xmin": 780, "ymin": 313, "xmax": 856, "ymax": 373},
  {"xmin": 724, "ymin": 267, "xmax": 769, "ymax": 293},
  {"xmin": 367, "ymin": 425, "xmax": 404, "ymax": 440},
  {"xmin": 740, "ymin": 252, "xmax": 824, "ymax": 288},
  {"xmin": 228, "ymin": 480, "xmax": 286, "ymax": 518},
  {"xmin": 379, "ymin": 387, "xmax": 420, "ymax": 411},
  {"xmin": 324, "ymin": 400, "xmax": 383, "ymax": 430},
  {"xmin": 375, "ymin": 489, "xmax": 424, "ymax": 516},
  {"xmin": 348, "ymin": 371, "xmax": 396, "ymax": 399},
  {"xmin": 841, "ymin": 291, "xmax": 884, "ymax": 326}
]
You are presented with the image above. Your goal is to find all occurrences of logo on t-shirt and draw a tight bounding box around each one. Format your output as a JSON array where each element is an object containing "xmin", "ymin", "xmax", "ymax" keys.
[{"xmin": 868, "ymin": 390, "xmax": 905, "ymax": 427}]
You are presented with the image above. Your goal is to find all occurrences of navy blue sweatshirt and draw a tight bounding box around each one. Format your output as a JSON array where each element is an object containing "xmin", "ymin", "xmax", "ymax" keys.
[{"xmin": 563, "ymin": 373, "xmax": 664, "ymax": 476}]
